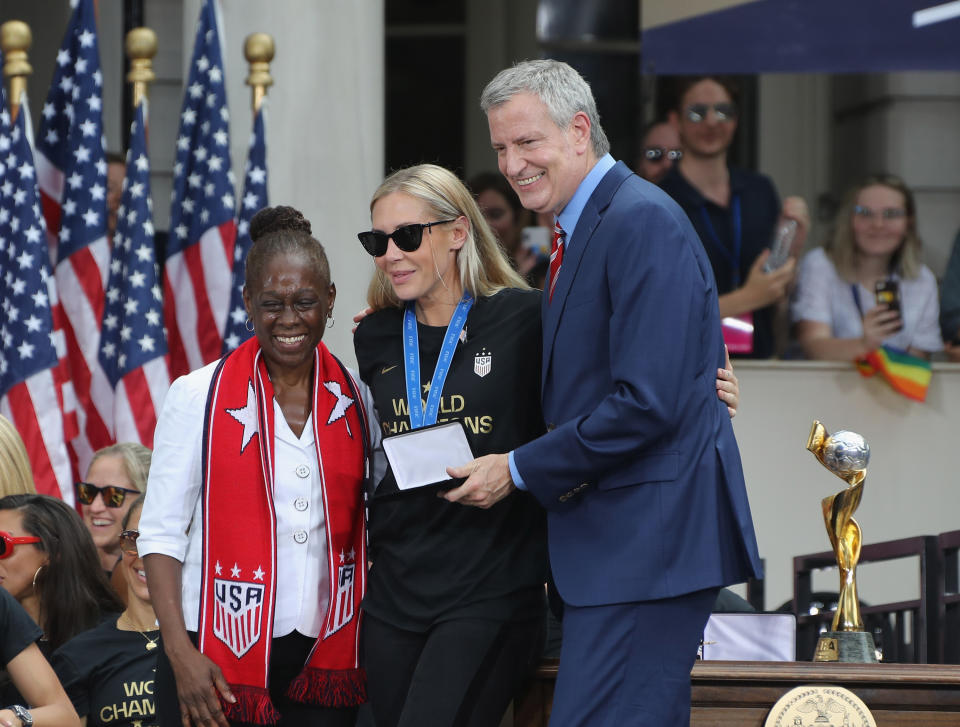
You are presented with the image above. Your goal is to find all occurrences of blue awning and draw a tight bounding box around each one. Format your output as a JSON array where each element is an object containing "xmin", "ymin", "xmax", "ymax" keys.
[{"xmin": 641, "ymin": 0, "xmax": 960, "ymax": 74}]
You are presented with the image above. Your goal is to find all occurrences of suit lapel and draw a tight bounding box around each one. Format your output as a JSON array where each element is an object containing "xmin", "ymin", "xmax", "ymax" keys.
[{"xmin": 541, "ymin": 162, "xmax": 633, "ymax": 392}]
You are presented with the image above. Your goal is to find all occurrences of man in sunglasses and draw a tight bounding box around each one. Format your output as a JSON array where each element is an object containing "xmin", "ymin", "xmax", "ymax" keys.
[
  {"xmin": 444, "ymin": 60, "xmax": 762, "ymax": 727},
  {"xmin": 635, "ymin": 120, "xmax": 683, "ymax": 184},
  {"xmin": 660, "ymin": 75, "xmax": 809, "ymax": 359}
]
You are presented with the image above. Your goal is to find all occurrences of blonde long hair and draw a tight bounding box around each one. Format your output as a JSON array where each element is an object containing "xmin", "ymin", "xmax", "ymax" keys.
[
  {"xmin": 365, "ymin": 164, "xmax": 529, "ymax": 310},
  {"xmin": 825, "ymin": 173, "xmax": 922, "ymax": 280},
  {"xmin": 0, "ymin": 414, "xmax": 35, "ymax": 497}
]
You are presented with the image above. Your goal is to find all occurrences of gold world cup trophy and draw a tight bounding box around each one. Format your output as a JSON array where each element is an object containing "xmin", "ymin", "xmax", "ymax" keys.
[{"xmin": 806, "ymin": 421, "xmax": 878, "ymax": 663}]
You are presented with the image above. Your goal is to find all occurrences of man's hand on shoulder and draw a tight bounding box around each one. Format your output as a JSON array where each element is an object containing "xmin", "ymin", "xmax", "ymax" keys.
[{"xmin": 444, "ymin": 453, "xmax": 515, "ymax": 509}]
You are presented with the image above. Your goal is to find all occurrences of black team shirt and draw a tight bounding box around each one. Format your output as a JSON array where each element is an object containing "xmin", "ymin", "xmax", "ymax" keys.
[{"xmin": 355, "ymin": 288, "xmax": 548, "ymax": 631}]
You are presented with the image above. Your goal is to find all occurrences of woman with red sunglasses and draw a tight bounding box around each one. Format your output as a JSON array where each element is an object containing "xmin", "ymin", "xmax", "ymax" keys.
[{"xmin": 0, "ymin": 494, "xmax": 122, "ymax": 656}]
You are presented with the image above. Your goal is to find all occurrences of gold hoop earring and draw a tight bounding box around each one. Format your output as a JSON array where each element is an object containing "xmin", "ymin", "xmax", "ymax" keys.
[
  {"xmin": 245, "ymin": 318, "xmax": 254, "ymax": 332},
  {"xmin": 32, "ymin": 565, "xmax": 43, "ymax": 589}
]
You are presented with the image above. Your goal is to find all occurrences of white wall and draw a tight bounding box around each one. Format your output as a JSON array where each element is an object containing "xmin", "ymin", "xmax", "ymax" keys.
[{"xmin": 733, "ymin": 360, "xmax": 960, "ymax": 612}]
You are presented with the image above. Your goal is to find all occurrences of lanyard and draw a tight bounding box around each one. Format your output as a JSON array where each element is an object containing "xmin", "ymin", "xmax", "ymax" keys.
[
  {"xmin": 698, "ymin": 194, "xmax": 742, "ymax": 287},
  {"xmin": 851, "ymin": 284, "xmax": 864, "ymax": 318},
  {"xmin": 402, "ymin": 293, "xmax": 473, "ymax": 429}
]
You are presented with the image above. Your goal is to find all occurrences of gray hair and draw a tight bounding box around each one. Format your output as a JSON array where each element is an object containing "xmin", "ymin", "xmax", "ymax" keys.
[{"xmin": 480, "ymin": 59, "xmax": 610, "ymax": 158}]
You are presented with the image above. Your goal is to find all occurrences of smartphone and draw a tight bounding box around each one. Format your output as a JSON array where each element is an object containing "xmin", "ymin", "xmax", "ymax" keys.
[
  {"xmin": 875, "ymin": 278, "xmax": 903, "ymax": 331},
  {"xmin": 763, "ymin": 219, "xmax": 798, "ymax": 273}
]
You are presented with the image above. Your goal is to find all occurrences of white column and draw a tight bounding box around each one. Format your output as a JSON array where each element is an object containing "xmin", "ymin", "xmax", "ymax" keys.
[{"xmin": 182, "ymin": 0, "xmax": 385, "ymax": 366}]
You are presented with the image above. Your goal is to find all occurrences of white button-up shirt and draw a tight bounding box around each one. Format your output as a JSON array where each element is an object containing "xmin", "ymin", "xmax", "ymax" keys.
[{"xmin": 139, "ymin": 359, "xmax": 381, "ymax": 637}]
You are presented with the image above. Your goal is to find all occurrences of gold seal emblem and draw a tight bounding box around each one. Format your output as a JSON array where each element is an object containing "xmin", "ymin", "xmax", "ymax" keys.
[{"xmin": 765, "ymin": 685, "xmax": 876, "ymax": 727}]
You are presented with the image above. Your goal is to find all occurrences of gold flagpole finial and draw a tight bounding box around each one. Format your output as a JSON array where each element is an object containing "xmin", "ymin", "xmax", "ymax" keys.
[
  {"xmin": 1, "ymin": 21, "xmax": 33, "ymax": 122},
  {"xmin": 244, "ymin": 33, "xmax": 274, "ymax": 113},
  {"xmin": 125, "ymin": 27, "xmax": 157, "ymax": 108}
]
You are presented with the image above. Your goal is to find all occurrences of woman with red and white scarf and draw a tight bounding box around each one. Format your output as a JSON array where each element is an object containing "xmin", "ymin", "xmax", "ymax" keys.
[{"xmin": 140, "ymin": 206, "xmax": 380, "ymax": 727}]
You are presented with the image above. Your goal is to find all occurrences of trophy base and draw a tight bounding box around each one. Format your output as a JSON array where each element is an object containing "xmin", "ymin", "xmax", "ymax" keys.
[{"xmin": 813, "ymin": 631, "xmax": 878, "ymax": 663}]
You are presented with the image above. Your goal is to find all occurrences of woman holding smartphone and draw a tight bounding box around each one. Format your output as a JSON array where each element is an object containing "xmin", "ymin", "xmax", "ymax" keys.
[{"xmin": 791, "ymin": 174, "xmax": 943, "ymax": 360}]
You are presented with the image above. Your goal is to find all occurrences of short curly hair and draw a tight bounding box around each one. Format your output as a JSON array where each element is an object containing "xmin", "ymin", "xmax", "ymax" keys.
[{"xmin": 244, "ymin": 205, "xmax": 330, "ymax": 290}]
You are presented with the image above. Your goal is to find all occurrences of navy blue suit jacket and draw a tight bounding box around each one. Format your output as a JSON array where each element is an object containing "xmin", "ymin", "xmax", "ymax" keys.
[{"xmin": 513, "ymin": 161, "xmax": 763, "ymax": 607}]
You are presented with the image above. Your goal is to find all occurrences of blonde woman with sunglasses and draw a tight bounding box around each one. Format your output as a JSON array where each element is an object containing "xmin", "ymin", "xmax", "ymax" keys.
[{"xmin": 76, "ymin": 443, "xmax": 151, "ymax": 575}]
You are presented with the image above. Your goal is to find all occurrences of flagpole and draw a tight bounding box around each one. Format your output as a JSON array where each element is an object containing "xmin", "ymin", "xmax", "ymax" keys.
[
  {"xmin": 125, "ymin": 27, "xmax": 157, "ymax": 109},
  {"xmin": 244, "ymin": 32, "xmax": 273, "ymax": 113},
  {"xmin": 0, "ymin": 20, "xmax": 32, "ymax": 122}
]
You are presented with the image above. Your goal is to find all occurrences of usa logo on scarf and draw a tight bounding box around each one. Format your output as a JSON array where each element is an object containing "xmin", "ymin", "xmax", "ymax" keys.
[{"xmin": 214, "ymin": 576, "xmax": 266, "ymax": 658}]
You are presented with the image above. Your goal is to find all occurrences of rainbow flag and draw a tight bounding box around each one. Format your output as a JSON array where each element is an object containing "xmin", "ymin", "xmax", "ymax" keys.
[{"xmin": 855, "ymin": 345, "xmax": 932, "ymax": 402}]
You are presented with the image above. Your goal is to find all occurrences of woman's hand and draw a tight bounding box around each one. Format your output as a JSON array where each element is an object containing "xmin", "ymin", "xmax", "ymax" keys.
[
  {"xmin": 352, "ymin": 307, "xmax": 374, "ymax": 334},
  {"xmin": 0, "ymin": 709, "xmax": 23, "ymax": 727},
  {"xmin": 716, "ymin": 347, "xmax": 739, "ymax": 418},
  {"xmin": 860, "ymin": 305, "xmax": 902, "ymax": 352},
  {"xmin": 168, "ymin": 645, "xmax": 235, "ymax": 727}
]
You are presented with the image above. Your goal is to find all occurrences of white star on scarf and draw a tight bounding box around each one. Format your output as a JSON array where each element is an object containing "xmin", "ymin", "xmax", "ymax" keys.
[
  {"xmin": 323, "ymin": 380, "xmax": 354, "ymax": 437},
  {"xmin": 226, "ymin": 380, "xmax": 258, "ymax": 453},
  {"xmin": 253, "ymin": 566, "xmax": 265, "ymax": 581}
]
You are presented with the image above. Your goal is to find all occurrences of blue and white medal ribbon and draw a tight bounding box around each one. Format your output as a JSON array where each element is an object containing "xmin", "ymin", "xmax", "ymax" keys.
[{"xmin": 402, "ymin": 293, "xmax": 473, "ymax": 429}]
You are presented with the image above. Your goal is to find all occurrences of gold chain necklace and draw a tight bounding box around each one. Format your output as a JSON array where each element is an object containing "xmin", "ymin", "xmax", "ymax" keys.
[{"xmin": 118, "ymin": 612, "xmax": 159, "ymax": 651}]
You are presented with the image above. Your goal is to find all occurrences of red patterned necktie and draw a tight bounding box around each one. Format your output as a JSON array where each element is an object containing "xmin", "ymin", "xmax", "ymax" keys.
[{"xmin": 549, "ymin": 221, "xmax": 565, "ymax": 302}]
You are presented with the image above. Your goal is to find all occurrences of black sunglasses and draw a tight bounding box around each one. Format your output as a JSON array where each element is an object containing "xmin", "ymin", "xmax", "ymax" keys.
[
  {"xmin": 357, "ymin": 219, "xmax": 458, "ymax": 257},
  {"xmin": 642, "ymin": 147, "xmax": 683, "ymax": 162},
  {"xmin": 75, "ymin": 482, "xmax": 141, "ymax": 508},
  {"xmin": 119, "ymin": 529, "xmax": 140, "ymax": 557},
  {"xmin": 0, "ymin": 531, "xmax": 41, "ymax": 560},
  {"xmin": 683, "ymin": 102, "xmax": 737, "ymax": 123}
]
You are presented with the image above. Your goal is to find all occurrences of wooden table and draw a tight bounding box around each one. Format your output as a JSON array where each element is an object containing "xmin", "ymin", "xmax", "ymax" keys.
[{"xmin": 515, "ymin": 660, "xmax": 960, "ymax": 726}]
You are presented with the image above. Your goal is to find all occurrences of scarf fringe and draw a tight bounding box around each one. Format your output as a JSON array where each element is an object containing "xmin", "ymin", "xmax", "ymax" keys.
[
  {"xmin": 286, "ymin": 667, "xmax": 367, "ymax": 708},
  {"xmin": 222, "ymin": 685, "xmax": 282, "ymax": 725}
]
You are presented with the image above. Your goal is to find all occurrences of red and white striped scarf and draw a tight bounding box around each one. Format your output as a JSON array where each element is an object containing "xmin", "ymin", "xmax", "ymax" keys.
[{"xmin": 199, "ymin": 337, "xmax": 367, "ymax": 724}]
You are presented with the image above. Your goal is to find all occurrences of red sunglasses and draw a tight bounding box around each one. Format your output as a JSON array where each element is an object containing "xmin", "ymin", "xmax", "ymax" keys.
[{"xmin": 0, "ymin": 531, "xmax": 41, "ymax": 559}]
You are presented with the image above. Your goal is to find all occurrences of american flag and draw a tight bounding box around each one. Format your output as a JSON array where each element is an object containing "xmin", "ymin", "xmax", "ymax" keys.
[
  {"xmin": 165, "ymin": 0, "xmax": 237, "ymax": 377},
  {"xmin": 99, "ymin": 102, "xmax": 170, "ymax": 446},
  {"xmin": 35, "ymin": 0, "xmax": 113, "ymax": 474},
  {"xmin": 223, "ymin": 107, "xmax": 267, "ymax": 353},
  {"xmin": 0, "ymin": 95, "xmax": 73, "ymax": 501}
]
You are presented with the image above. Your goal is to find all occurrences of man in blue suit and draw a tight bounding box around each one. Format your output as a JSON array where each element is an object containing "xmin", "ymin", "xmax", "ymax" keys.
[{"xmin": 446, "ymin": 60, "xmax": 763, "ymax": 726}]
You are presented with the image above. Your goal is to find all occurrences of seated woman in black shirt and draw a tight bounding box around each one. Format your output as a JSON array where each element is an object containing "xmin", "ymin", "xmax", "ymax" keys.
[
  {"xmin": 53, "ymin": 495, "xmax": 159, "ymax": 727},
  {"xmin": 0, "ymin": 581, "xmax": 80, "ymax": 726}
]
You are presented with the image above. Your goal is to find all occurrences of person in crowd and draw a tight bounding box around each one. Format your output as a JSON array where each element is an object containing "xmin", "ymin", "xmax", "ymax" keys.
[
  {"xmin": 106, "ymin": 151, "xmax": 126, "ymax": 241},
  {"xmin": 140, "ymin": 206, "xmax": 379, "ymax": 727},
  {"xmin": 635, "ymin": 120, "xmax": 683, "ymax": 184},
  {"xmin": 441, "ymin": 59, "xmax": 761, "ymax": 727},
  {"xmin": 78, "ymin": 443, "xmax": 151, "ymax": 576},
  {"xmin": 660, "ymin": 75, "xmax": 809, "ymax": 359},
  {"xmin": 0, "ymin": 494, "xmax": 123, "ymax": 654},
  {"xmin": 791, "ymin": 174, "xmax": 943, "ymax": 360},
  {"xmin": 354, "ymin": 163, "xmax": 549, "ymax": 727},
  {"xmin": 939, "ymin": 228, "xmax": 960, "ymax": 361},
  {"xmin": 53, "ymin": 495, "xmax": 159, "ymax": 727},
  {"xmin": 467, "ymin": 172, "xmax": 540, "ymax": 279},
  {"xmin": 0, "ymin": 415, "xmax": 36, "ymax": 498},
  {"xmin": 0, "ymin": 587, "xmax": 81, "ymax": 726}
]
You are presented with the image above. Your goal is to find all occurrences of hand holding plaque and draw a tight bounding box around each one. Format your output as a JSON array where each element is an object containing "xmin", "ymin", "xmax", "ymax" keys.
[{"xmin": 806, "ymin": 420, "xmax": 878, "ymax": 663}]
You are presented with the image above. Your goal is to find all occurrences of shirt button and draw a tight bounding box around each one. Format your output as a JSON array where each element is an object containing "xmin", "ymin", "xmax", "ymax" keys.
[
  {"xmin": 295, "ymin": 464, "xmax": 310, "ymax": 478},
  {"xmin": 293, "ymin": 529, "xmax": 308, "ymax": 544},
  {"xmin": 294, "ymin": 497, "xmax": 308, "ymax": 512}
]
